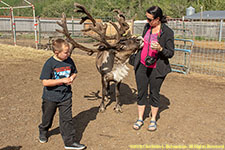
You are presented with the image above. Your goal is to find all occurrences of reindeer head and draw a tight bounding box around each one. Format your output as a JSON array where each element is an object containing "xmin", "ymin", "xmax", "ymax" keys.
[{"xmin": 56, "ymin": 3, "xmax": 143, "ymax": 58}]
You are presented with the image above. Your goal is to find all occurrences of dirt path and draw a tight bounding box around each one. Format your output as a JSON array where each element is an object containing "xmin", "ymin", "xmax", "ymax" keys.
[{"xmin": 0, "ymin": 44, "xmax": 224, "ymax": 150}]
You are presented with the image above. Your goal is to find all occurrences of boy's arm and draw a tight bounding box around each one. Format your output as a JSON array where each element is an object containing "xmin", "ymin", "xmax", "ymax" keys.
[
  {"xmin": 70, "ymin": 73, "xmax": 77, "ymax": 82},
  {"xmin": 42, "ymin": 78, "xmax": 71, "ymax": 87}
]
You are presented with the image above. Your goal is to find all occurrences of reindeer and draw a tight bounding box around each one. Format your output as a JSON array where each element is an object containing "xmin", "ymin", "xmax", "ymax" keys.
[{"xmin": 56, "ymin": 3, "xmax": 143, "ymax": 113}]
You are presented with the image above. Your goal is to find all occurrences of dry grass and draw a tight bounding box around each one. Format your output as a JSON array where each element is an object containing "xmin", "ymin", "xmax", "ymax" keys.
[
  {"xmin": 0, "ymin": 44, "xmax": 52, "ymax": 61},
  {"xmin": 1, "ymin": 43, "xmax": 224, "ymax": 82},
  {"xmin": 194, "ymin": 40, "xmax": 225, "ymax": 50},
  {"xmin": 175, "ymin": 40, "xmax": 225, "ymax": 50}
]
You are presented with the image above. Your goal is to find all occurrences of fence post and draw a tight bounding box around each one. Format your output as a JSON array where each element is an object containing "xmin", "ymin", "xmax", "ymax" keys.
[
  {"xmin": 182, "ymin": 16, "xmax": 187, "ymax": 66},
  {"xmin": 182, "ymin": 16, "xmax": 186, "ymax": 38},
  {"xmin": 219, "ymin": 19, "xmax": 223, "ymax": 42},
  {"xmin": 72, "ymin": 16, "xmax": 74, "ymax": 36},
  {"xmin": 32, "ymin": 6, "xmax": 38, "ymax": 49},
  {"xmin": 37, "ymin": 16, "xmax": 41, "ymax": 45},
  {"xmin": 10, "ymin": 7, "xmax": 16, "ymax": 46},
  {"xmin": 131, "ymin": 19, "xmax": 134, "ymax": 35}
]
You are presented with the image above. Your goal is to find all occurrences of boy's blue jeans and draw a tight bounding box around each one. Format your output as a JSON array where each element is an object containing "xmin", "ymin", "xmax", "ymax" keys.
[{"xmin": 38, "ymin": 98, "xmax": 76, "ymax": 145}]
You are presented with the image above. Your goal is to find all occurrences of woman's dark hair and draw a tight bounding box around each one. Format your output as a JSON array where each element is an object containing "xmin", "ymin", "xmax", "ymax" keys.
[{"xmin": 146, "ymin": 6, "xmax": 167, "ymax": 23}]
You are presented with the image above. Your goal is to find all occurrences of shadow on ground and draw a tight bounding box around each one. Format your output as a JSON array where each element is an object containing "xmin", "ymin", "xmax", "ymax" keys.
[
  {"xmin": 0, "ymin": 146, "xmax": 22, "ymax": 150},
  {"xmin": 48, "ymin": 107, "xmax": 99, "ymax": 143},
  {"xmin": 143, "ymin": 94, "xmax": 170, "ymax": 121}
]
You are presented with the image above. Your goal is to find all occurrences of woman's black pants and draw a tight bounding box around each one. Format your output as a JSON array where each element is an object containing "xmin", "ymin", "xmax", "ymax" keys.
[{"xmin": 135, "ymin": 63, "xmax": 165, "ymax": 107}]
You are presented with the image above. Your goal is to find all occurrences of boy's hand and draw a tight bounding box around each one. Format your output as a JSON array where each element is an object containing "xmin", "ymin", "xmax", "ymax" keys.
[
  {"xmin": 69, "ymin": 73, "xmax": 77, "ymax": 84},
  {"xmin": 66, "ymin": 77, "xmax": 74, "ymax": 85},
  {"xmin": 61, "ymin": 77, "xmax": 72, "ymax": 85}
]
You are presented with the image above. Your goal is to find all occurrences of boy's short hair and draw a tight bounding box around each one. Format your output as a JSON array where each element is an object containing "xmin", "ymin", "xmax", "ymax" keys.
[{"xmin": 52, "ymin": 39, "xmax": 70, "ymax": 53}]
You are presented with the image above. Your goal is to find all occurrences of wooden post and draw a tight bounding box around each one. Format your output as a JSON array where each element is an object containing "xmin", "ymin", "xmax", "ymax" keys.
[
  {"xmin": 219, "ymin": 19, "xmax": 223, "ymax": 42},
  {"xmin": 10, "ymin": 7, "xmax": 16, "ymax": 46},
  {"xmin": 37, "ymin": 16, "xmax": 41, "ymax": 45}
]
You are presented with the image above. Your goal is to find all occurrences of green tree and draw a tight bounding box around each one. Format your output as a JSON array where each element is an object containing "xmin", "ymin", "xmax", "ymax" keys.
[{"xmin": 1, "ymin": 0, "xmax": 225, "ymax": 19}]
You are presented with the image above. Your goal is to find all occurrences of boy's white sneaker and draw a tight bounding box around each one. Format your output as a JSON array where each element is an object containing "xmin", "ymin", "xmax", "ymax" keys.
[
  {"xmin": 64, "ymin": 142, "xmax": 86, "ymax": 150},
  {"xmin": 39, "ymin": 131, "xmax": 48, "ymax": 143}
]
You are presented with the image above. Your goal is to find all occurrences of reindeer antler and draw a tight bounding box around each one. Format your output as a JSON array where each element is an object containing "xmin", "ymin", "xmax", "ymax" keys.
[
  {"xmin": 74, "ymin": 3, "xmax": 115, "ymax": 49},
  {"xmin": 74, "ymin": 3, "xmax": 96, "ymax": 26},
  {"xmin": 56, "ymin": 13, "xmax": 97, "ymax": 55},
  {"xmin": 108, "ymin": 9, "xmax": 131, "ymax": 41}
]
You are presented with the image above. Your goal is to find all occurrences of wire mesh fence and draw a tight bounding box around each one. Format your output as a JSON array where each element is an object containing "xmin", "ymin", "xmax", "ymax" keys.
[
  {"xmin": 172, "ymin": 38, "xmax": 194, "ymax": 74},
  {"xmin": 134, "ymin": 19, "xmax": 225, "ymax": 76},
  {"xmin": 168, "ymin": 18, "xmax": 225, "ymax": 77},
  {"xmin": 0, "ymin": 16, "xmax": 225, "ymax": 76},
  {"xmin": 0, "ymin": 16, "xmax": 90, "ymax": 48}
]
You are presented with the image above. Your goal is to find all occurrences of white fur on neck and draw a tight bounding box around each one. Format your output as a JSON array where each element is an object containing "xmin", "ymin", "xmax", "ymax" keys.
[{"xmin": 112, "ymin": 64, "xmax": 129, "ymax": 82}]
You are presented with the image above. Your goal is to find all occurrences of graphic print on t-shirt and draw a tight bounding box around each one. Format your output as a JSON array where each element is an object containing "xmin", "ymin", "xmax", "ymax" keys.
[{"xmin": 54, "ymin": 66, "xmax": 71, "ymax": 79}]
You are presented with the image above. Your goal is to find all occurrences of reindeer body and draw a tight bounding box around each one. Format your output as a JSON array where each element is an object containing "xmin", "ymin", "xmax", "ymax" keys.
[{"xmin": 57, "ymin": 3, "xmax": 142, "ymax": 112}]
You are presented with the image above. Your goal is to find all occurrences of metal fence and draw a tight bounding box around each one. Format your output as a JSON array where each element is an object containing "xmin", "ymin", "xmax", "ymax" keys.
[
  {"xmin": 0, "ymin": 17, "xmax": 225, "ymax": 77},
  {"xmin": 0, "ymin": 17, "xmax": 88, "ymax": 48},
  {"xmin": 169, "ymin": 19, "xmax": 225, "ymax": 77}
]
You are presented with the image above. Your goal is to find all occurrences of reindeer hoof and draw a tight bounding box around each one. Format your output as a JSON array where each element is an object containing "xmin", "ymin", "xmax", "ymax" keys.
[
  {"xmin": 114, "ymin": 106, "xmax": 123, "ymax": 113},
  {"xmin": 99, "ymin": 106, "xmax": 106, "ymax": 113}
]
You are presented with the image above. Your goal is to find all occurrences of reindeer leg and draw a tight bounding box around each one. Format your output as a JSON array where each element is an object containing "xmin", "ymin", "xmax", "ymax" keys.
[
  {"xmin": 105, "ymin": 73, "xmax": 114, "ymax": 102},
  {"xmin": 114, "ymin": 81, "xmax": 122, "ymax": 113},
  {"xmin": 99, "ymin": 76, "xmax": 107, "ymax": 113},
  {"xmin": 105, "ymin": 81, "xmax": 110, "ymax": 102}
]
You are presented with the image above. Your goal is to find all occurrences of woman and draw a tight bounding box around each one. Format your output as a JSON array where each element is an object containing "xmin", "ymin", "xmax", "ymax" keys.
[{"xmin": 132, "ymin": 6, "xmax": 174, "ymax": 131}]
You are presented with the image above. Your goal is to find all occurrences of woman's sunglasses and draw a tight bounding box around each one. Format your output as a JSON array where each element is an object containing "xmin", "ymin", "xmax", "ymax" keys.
[{"xmin": 146, "ymin": 17, "xmax": 154, "ymax": 22}]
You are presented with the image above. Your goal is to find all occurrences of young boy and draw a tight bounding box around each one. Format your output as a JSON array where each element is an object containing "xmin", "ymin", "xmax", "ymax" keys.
[{"xmin": 38, "ymin": 39, "xmax": 86, "ymax": 150}]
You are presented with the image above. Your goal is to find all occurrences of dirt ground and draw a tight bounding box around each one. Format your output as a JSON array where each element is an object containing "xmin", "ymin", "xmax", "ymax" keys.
[{"xmin": 0, "ymin": 44, "xmax": 225, "ymax": 150}]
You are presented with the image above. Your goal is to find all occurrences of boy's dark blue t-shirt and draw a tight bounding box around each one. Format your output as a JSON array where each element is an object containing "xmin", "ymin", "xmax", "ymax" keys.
[{"xmin": 40, "ymin": 56, "xmax": 77, "ymax": 102}]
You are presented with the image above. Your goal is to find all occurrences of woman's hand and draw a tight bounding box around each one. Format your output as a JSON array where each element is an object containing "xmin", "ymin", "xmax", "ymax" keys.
[{"xmin": 151, "ymin": 42, "xmax": 163, "ymax": 51}]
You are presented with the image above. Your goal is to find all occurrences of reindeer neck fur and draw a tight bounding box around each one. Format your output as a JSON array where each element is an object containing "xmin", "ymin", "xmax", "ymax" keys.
[
  {"xmin": 109, "ymin": 38, "xmax": 141, "ymax": 82},
  {"xmin": 96, "ymin": 37, "xmax": 140, "ymax": 82},
  {"xmin": 111, "ymin": 60, "xmax": 129, "ymax": 82},
  {"xmin": 96, "ymin": 50, "xmax": 115, "ymax": 75},
  {"xmin": 110, "ymin": 49, "xmax": 136, "ymax": 82},
  {"xmin": 95, "ymin": 49, "xmax": 130, "ymax": 82}
]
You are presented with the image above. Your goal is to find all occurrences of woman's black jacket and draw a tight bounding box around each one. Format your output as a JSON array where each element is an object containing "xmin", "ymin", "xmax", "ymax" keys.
[{"xmin": 133, "ymin": 23, "xmax": 174, "ymax": 77}]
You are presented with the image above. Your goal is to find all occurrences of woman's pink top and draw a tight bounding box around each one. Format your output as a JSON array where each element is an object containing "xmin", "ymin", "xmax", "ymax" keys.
[{"xmin": 140, "ymin": 28, "xmax": 159, "ymax": 68}]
